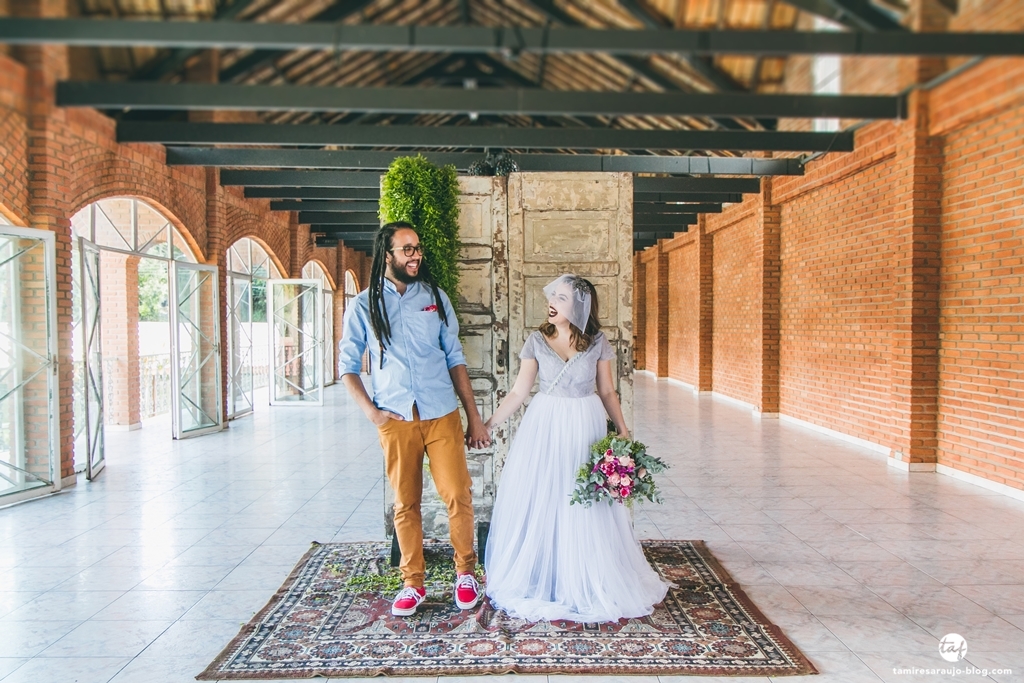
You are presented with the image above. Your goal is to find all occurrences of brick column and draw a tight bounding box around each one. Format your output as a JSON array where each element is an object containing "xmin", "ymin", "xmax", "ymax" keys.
[
  {"xmin": 756, "ymin": 180, "xmax": 781, "ymax": 415},
  {"xmin": 642, "ymin": 245, "xmax": 669, "ymax": 377},
  {"xmin": 888, "ymin": 89, "xmax": 942, "ymax": 469},
  {"xmin": 633, "ymin": 253, "xmax": 646, "ymax": 370},
  {"xmin": 204, "ymin": 167, "xmax": 230, "ymax": 423},
  {"xmin": 695, "ymin": 216, "xmax": 713, "ymax": 393},
  {"xmin": 186, "ymin": 53, "xmax": 230, "ymax": 424},
  {"xmin": 289, "ymin": 213, "xmax": 302, "ymax": 277},
  {"xmin": 99, "ymin": 251, "xmax": 141, "ymax": 430},
  {"xmin": 14, "ymin": 0, "xmax": 76, "ymax": 483}
]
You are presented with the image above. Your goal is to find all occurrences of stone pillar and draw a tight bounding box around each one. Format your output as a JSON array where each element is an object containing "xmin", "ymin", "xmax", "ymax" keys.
[
  {"xmin": 888, "ymin": 89, "xmax": 942, "ymax": 470},
  {"xmin": 696, "ymin": 216, "xmax": 714, "ymax": 393},
  {"xmin": 755, "ymin": 180, "xmax": 781, "ymax": 415},
  {"xmin": 99, "ymin": 251, "xmax": 141, "ymax": 430}
]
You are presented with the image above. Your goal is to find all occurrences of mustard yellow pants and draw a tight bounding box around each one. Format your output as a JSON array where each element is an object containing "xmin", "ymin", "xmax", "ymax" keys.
[{"xmin": 378, "ymin": 408, "xmax": 477, "ymax": 587}]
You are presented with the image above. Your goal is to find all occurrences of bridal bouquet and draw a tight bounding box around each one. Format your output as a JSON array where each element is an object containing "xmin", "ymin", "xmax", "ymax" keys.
[{"xmin": 570, "ymin": 435, "xmax": 668, "ymax": 508}]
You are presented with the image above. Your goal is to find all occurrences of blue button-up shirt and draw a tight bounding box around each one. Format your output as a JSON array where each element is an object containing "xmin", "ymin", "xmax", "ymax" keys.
[{"xmin": 338, "ymin": 279, "xmax": 466, "ymax": 421}]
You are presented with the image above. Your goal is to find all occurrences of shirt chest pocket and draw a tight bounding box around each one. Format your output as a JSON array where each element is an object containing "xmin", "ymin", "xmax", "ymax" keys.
[{"xmin": 405, "ymin": 309, "xmax": 443, "ymax": 346}]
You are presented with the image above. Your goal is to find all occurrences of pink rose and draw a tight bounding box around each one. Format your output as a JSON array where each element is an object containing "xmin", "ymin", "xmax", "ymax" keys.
[
  {"xmin": 599, "ymin": 461, "xmax": 616, "ymax": 476},
  {"xmin": 607, "ymin": 473, "xmax": 621, "ymax": 486},
  {"xmin": 619, "ymin": 475, "xmax": 632, "ymax": 488},
  {"xmin": 619, "ymin": 456, "xmax": 635, "ymax": 469},
  {"xmin": 609, "ymin": 487, "xmax": 619, "ymax": 497},
  {"xmin": 637, "ymin": 467, "xmax": 647, "ymax": 478},
  {"xmin": 619, "ymin": 486, "xmax": 632, "ymax": 498}
]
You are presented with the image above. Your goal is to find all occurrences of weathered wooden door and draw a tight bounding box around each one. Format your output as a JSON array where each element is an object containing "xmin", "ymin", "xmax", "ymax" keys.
[
  {"xmin": 506, "ymin": 172, "xmax": 635, "ymax": 432},
  {"xmin": 383, "ymin": 176, "xmax": 510, "ymax": 546}
]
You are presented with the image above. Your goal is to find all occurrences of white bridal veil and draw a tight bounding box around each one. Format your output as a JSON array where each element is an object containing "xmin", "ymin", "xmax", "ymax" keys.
[{"xmin": 543, "ymin": 274, "xmax": 592, "ymax": 332}]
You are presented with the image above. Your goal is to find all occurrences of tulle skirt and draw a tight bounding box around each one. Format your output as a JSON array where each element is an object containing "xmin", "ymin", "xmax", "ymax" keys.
[{"xmin": 484, "ymin": 392, "xmax": 669, "ymax": 623}]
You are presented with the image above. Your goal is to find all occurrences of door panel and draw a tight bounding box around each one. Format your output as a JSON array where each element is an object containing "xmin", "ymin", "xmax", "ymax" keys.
[
  {"xmin": 268, "ymin": 279, "xmax": 323, "ymax": 406},
  {"xmin": 75, "ymin": 237, "xmax": 105, "ymax": 479},
  {"xmin": 0, "ymin": 227, "xmax": 59, "ymax": 500},
  {"xmin": 170, "ymin": 262, "xmax": 223, "ymax": 438}
]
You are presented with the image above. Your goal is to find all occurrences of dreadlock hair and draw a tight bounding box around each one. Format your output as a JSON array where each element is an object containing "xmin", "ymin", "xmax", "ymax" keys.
[{"xmin": 368, "ymin": 221, "xmax": 450, "ymax": 368}]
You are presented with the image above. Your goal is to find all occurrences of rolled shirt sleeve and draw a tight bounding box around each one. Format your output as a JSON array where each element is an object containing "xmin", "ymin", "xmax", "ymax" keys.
[
  {"xmin": 438, "ymin": 290, "xmax": 467, "ymax": 369},
  {"xmin": 337, "ymin": 294, "xmax": 369, "ymax": 377}
]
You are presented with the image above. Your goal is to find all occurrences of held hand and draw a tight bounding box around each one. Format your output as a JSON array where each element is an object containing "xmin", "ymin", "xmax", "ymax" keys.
[
  {"xmin": 370, "ymin": 409, "xmax": 404, "ymax": 426},
  {"xmin": 465, "ymin": 419, "xmax": 492, "ymax": 450},
  {"xmin": 617, "ymin": 429, "xmax": 631, "ymax": 440}
]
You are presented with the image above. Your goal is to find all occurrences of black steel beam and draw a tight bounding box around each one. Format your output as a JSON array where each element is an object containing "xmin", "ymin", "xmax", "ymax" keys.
[
  {"xmin": 634, "ymin": 214, "xmax": 697, "ymax": 226},
  {"xmin": 166, "ymin": 147, "xmax": 804, "ymax": 175},
  {"xmin": 270, "ymin": 200, "xmax": 378, "ymax": 212},
  {"xmin": 118, "ymin": 121, "xmax": 855, "ymax": 152},
  {"xmin": 780, "ymin": 0, "xmax": 905, "ymax": 32},
  {"xmin": 634, "ymin": 177, "xmax": 761, "ymax": 193},
  {"xmin": 221, "ymin": 170, "xmax": 381, "ymax": 188},
  {"xmin": 132, "ymin": 0, "xmax": 262, "ymax": 81},
  {"xmin": 634, "ymin": 231, "xmax": 683, "ymax": 240},
  {"xmin": 311, "ymin": 225, "xmax": 380, "ymax": 234},
  {"xmin": 307, "ymin": 231, "xmax": 377, "ymax": 240},
  {"xmin": 523, "ymin": 0, "xmax": 753, "ymax": 131},
  {"xmin": 635, "ymin": 203, "xmax": 722, "ymax": 213},
  {"xmin": 219, "ymin": 0, "xmax": 377, "ymax": 82},
  {"xmin": 299, "ymin": 211, "xmax": 378, "ymax": 224},
  {"xmin": 14, "ymin": 19, "xmax": 1024, "ymax": 56},
  {"xmin": 58, "ymin": 82, "xmax": 902, "ymax": 120},
  {"xmin": 635, "ymin": 191, "xmax": 743, "ymax": 203},
  {"xmin": 246, "ymin": 187, "xmax": 378, "ymax": 200}
]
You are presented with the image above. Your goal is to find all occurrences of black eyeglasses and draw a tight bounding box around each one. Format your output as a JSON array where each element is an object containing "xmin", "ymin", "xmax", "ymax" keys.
[{"xmin": 391, "ymin": 245, "xmax": 424, "ymax": 257}]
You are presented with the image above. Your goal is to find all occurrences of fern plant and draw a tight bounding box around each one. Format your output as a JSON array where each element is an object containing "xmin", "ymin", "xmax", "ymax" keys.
[{"xmin": 379, "ymin": 155, "xmax": 462, "ymax": 317}]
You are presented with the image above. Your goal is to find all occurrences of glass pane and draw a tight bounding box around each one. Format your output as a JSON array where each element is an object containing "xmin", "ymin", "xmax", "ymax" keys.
[
  {"xmin": 174, "ymin": 264, "xmax": 221, "ymax": 435},
  {"xmin": 80, "ymin": 241, "xmax": 104, "ymax": 479},
  {"xmin": 228, "ymin": 275, "xmax": 253, "ymax": 418},
  {"xmin": 0, "ymin": 232, "xmax": 55, "ymax": 497},
  {"xmin": 228, "ymin": 241, "xmax": 251, "ymax": 276},
  {"xmin": 171, "ymin": 226, "xmax": 197, "ymax": 263},
  {"xmin": 323, "ymin": 291, "xmax": 334, "ymax": 386},
  {"xmin": 70, "ymin": 206, "xmax": 91, "ymax": 240},
  {"xmin": 270, "ymin": 281, "xmax": 321, "ymax": 404},
  {"xmin": 93, "ymin": 200, "xmax": 133, "ymax": 251},
  {"xmin": 136, "ymin": 200, "xmax": 170, "ymax": 254}
]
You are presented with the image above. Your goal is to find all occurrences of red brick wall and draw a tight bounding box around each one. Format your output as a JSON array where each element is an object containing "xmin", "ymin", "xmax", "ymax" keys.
[
  {"xmin": 667, "ymin": 238, "xmax": 699, "ymax": 385},
  {"xmin": 0, "ymin": 55, "xmax": 28, "ymax": 222},
  {"xmin": 774, "ymin": 128, "xmax": 898, "ymax": 445},
  {"xmin": 0, "ymin": 42, "xmax": 306, "ymax": 481},
  {"xmin": 642, "ymin": 50, "xmax": 1024, "ymax": 494},
  {"xmin": 933, "ymin": 64, "xmax": 1024, "ymax": 491},
  {"xmin": 708, "ymin": 207, "xmax": 761, "ymax": 406},
  {"xmin": 642, "ymin": 247, "xmax": 668, "ymax": 376},
  {"xmin": 633, "ymin": 255, "xmax": 646, "ymax": 370}
]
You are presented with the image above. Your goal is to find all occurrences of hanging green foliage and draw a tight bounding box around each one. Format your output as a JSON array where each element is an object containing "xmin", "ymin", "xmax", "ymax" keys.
[{"xmin": 379, "ymin": 155, "xmax": 461, "ymax": 316}]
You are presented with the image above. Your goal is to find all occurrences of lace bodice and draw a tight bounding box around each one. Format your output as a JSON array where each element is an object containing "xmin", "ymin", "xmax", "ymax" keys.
[{"xmin": 519, "ymin": 330, "xmax": 617, "ymax": 398}]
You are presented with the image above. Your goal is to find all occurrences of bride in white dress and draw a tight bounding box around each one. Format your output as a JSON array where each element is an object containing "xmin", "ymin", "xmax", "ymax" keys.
[{"xmin": 483, "ymin": 274, "xmax": 669, "ymax": 623}]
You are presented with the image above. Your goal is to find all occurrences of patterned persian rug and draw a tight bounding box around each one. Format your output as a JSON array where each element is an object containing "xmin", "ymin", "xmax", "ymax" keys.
[{"xmin": 198, "ymin": 540, "xmax": 817, "ymax": 679}]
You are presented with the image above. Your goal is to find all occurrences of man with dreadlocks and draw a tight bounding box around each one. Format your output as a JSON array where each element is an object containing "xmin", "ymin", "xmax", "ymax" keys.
[{"xmin": 339, "ymin": 222, "xmax": 490, "ymax": 618}]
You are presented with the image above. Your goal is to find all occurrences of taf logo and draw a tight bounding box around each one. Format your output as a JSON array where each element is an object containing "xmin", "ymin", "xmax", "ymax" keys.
[{"xmin": 938, "ymin": 633, "xmax": 967, "ymax": 663}]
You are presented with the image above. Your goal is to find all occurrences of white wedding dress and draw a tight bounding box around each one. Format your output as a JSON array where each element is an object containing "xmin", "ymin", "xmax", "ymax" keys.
[{"xmin": 484, "ymin": 331, "xmax": 670, "ymax": 623}]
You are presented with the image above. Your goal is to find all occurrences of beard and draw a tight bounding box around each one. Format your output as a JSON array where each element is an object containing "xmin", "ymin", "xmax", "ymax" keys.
[{"xmin": 391, "ymin": 261, "xmax": 421, "ymax": 284}]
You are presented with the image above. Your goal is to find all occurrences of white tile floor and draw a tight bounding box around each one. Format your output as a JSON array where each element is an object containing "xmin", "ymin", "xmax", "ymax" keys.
[{"xmin": 1, "ymin": 374, "xmax": 1023, "ymax": 682}]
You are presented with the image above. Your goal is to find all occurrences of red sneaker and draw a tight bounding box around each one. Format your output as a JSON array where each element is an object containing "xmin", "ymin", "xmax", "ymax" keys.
[
  {"xmin": 391, "ymin": 586, "xmax": 426, "ymax": 617},
  {"xmin": 454, "ymin": 573, "xmax": 481, "ymax": 610}
]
